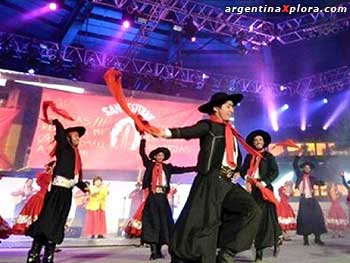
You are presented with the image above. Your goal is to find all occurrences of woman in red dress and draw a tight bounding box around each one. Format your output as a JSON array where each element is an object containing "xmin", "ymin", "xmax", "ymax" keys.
[
  {"xmin": 277, "ymin": 181, "xmax": 296, "ymax": 240},
  {"xmin": 327, "ymin": 182, "xmax": 347, "ymax": 238},
  {"xmin": 124, "ymin": 185, "xmax": 148, "ymax": 238},
  {"xmin": 0, "ymin": 175, "xmax": 11, "ymax": 241},
  {"xmin": 12, "ymin": 161, "xmax": 55, "ymax": 235}
]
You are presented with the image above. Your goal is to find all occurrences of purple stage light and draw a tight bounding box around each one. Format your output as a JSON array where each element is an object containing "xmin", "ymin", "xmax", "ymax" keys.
[
  {"xmin": 323, "ymin": 98, "xmax": 328, "ymax": 104},
  {"xmin": 48, "ymin": 2, "xmax": 58, "ymax": 11},
  {"xmin": 28, "ymin": 68, "xmax": 35, "ymax": 74},
  {"xmin": 191, "ymin": 36, "xmax": 196, "ymax": 42},
  {"xmin": 122, "ymin": 20, "xmax": 130, "ymax": 29},
  {"xmin": 300, "ymin": 98, "xmax": 307, "ymax": 131}
]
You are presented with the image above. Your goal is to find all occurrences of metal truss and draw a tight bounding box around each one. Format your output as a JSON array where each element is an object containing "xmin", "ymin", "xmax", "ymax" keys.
[
  {"xmin": 284, "ymin": 66, "xmax": 350, "ymax": 97},
  {"xmin": 93, "ymin": 0, "xmax": 275, "ymax": 48},
  {"xmin": 1, "ymin": 32, "xmax": 349, "ymax": 97},
  {"xmin": 276, "ymin": 2, "xmax": 350, "ymax": 44},
  {"xmin": 0, "ymin": 32, "xmax": 283, "ymax": 96}
]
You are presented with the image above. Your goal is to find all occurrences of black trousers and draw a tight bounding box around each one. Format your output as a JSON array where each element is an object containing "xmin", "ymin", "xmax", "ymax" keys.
[{"xmin": 218, "ymin": 182, "xmax": 262, "ymax": 253}]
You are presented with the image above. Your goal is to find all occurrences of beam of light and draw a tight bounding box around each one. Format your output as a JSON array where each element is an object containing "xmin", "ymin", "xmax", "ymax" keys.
[
  {"xmin": 322, "ymin": 92, "xmax": 349, "ymax": 130},
  {"xmin": 300, "ymin": 98, "xmax": 307, "ymax": 131},
  {"xmin": 281, "ymin": 104, "xmax": 289, "ymax": 112},
  {"xmin": 323, "ymin": 98, "xmax": 328, "ymax": 104},
  {"xmin": 271, "ymin": 110, "xmax": 279, "ymax": 131},
  {"xmin": 14, "ymin": 80, "xmax": 85, "ymax": 94}
]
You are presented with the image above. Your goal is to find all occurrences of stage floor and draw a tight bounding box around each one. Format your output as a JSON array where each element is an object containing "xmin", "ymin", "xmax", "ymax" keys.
[{"xmin": 1, "ymin": 233, "xmax": 350, "ymax": 263}]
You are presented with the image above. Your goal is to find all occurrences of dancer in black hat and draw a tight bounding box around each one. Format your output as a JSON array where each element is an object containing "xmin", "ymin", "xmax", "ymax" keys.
[
  {"xmin": 293, "ymin": 146, "xmax": 326, "ymax": 246},
  {"xmin": 139, "ymin": 137, "xmax": 196, "ymax": 260},
  {"xmin": 241, "ymin": 130, "xmax": 282, "ymax": 261},
  {"xmin": 26, "ymin": 119, "xmax": 89, "ymax": 263},
  {"xmin": 153, "ymin": 92, "xmax": 262, "ymax": 263}
]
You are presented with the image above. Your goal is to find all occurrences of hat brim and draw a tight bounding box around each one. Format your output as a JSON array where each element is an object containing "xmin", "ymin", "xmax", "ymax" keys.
[
  {"xmin": 198, "ymin": 94, "xmax": 243, "ymax": 114},
  {"xmin": 65, "ymin": 126, "xmax": 86, "ymax": 137},
  {"xmin": 299, "ymin": 162, "xmax": 315, "ymax": 169},
  {"xmin": 149, "ymin": 147, "xmax": 171, "ymax": 161},
  {"xmin": 246, "ymin": 129, "xmax": 271, "ymax": 148}
]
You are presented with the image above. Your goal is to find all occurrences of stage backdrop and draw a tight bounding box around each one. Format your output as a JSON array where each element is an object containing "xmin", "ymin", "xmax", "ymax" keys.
[{"xmin": 27, "ymin": 89, "xmax": 203, "ymax": 170}]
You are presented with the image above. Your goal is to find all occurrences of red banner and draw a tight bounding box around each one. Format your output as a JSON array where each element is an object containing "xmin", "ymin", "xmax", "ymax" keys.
[
  {"xmin": 27, "ymin": 90, "xmax": 203, "ymax": 170},
  {"xmin": 0, "ymin": 108, "xmax": 19, "ymax": 170}
]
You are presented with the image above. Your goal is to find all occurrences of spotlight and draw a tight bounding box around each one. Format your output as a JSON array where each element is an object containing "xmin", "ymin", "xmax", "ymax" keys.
[
  {"xmin": 28, "ymin": 68, "xmax": 35, "ymax": 74},
  {"xmin": 48, "ymin": 2, "xmax": 58, "ymax": 11},
  {"xmin": 191, "ymin": 36, "xmax": 196, "ymax": 42},
  {"xmin": 173, "ymin": 25, "xmax": 183, "ymax": 32},
  {"xmin": 202, "ymin": 73, "xmax": 209, "ymax": 80},
  {"xmin": 122, "ymin": 20, "xmax": 131, "ymax": 29},
  {"xmin": 322, "ymin": 125, "xmax": 328, "ymax": 130},
  {"xmin": 280, "ymin": 85, "xmax": 287, "ymax": 91},
  {"xmin": 323, "ymin": 98, "xmax": 328, "ymax": 104},
  {"xmin": 183, "ymin": 17, "xmax": 198, "ymax": 40},
  {"xmin": 301, "ymin": 125, "xmax": 306, "ymax": 131},
  {"xmin": 281, "ymin": 104, "xmax": 289, "ymax": 111}
]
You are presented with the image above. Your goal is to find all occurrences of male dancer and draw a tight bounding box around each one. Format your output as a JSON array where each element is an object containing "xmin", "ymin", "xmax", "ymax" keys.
[
  {"xmin": 26, "ymin": 119, "xmax": 88, "ymax": 263},
  {"xmin": 241, "ymin": 130, "xmax": 282, "ymax": 261},
  {"xmin": 294, "ymin": 147, "xmax": 327, "ymax": 246},
  {"xmin": 154, "ymin": 92, "xmax": 262, "ymax": 263},
  {"xmin": 139, "ymin": 137, "xmax": 196, "ymax": 260}
]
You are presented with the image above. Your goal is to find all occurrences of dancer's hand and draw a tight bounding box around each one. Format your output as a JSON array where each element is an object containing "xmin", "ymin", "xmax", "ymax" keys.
[
  {"xmin": 150, "ymin": 129, "xmax": 166, "ymax": 138},
  {"xmin": 255, "ymin": 181, "xmax": 265, "ymax": 189},
  {"xmin": 340, "ymin": 171, "xmax": 345, "ymax": 177},
  {"xmin": 298, "ymin": 146, "xmax": 305, "ymax": 157}
]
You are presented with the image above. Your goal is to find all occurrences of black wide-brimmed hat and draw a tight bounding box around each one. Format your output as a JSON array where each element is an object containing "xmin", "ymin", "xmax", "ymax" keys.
[
  {"xmin": 65, "ymin": 126, "xmax": 86, "ymax": 137},
  {"xmin": 198, "ymin": 92, "xmax": 243, "ymax": 114},
  {"xmin": 246, "ymin": 129, "xmax": 271, "ymax": 148},
  {"xmin": 149, "ymin": 147, "xmax": 171, "ymax": 161},
  {"xmin": 300, "ymin": 161, "xmax": 315, "ymax": 169}
]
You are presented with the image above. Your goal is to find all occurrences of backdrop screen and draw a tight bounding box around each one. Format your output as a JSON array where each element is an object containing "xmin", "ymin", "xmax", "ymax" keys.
[{"xmin": 27, "ymin": 89, "xmax": 203, "ymax": 170}]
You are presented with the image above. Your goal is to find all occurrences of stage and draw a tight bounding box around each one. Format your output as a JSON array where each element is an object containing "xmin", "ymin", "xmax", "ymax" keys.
[{"xmin": 1, "ymin": 233, "xmax": 350, "ymax": 263}]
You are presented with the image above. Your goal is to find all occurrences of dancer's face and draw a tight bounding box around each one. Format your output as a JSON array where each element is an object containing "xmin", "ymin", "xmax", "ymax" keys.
[
  {"xmin": 253, "ymin": 136, "xmax": 264, "ymax": 150},
  {"xmin": 154, "ymin": 152, "xmax": 165, "ymax": 163},
  {"xmin": 303, "ymin": 165, "xmax": 311, "ymax": 174},
  {"xmin": 69, "ymin": 131, "xmax": 80, "ymax": 146},
  {"xmin": 94, "ymin": 179, "xmax": 102, "ymax": 187},
  {"xmin": 214, "ymin": 100, "xmax": 234, "ymax": 122}
]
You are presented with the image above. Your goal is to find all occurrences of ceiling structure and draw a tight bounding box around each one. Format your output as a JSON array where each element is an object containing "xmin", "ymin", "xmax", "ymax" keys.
[{"xmin": 0, "ymin": 0, "xmax": 349, "ymax": 98}]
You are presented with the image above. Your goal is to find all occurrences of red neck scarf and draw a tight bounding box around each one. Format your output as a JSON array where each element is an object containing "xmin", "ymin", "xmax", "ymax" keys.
[
  {"xmin": 73, "ymin": 146, "xmax": 82, "ymax": 181},
  {"xmin": 301, "ymin": 173, "xmax": 312, "ymax": 194},
  {"xmin": 151, "ymin": 162, "xmax": 163, "ymax": 193},
  {"xmin": 247, "ymin": 150, "xmax": 264, "ymax": 177},
  {"xmin": 209, "ymin": 115, "xmax": 262, "ymax": 167}
]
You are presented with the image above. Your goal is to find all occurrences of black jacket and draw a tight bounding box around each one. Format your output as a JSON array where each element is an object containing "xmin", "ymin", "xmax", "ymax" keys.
[
  {"xmin": 139, "ymin": 139, "xmax": 196, "ymax": 194},
  {"xmin": 240, "ymin": 151, "xmax": 279, "ymax": 186},
  {"xmin": 170, "ymin": 119, "xmax": 242, "ymax": 174},
  {"xmin": 293, "ymin": 156, "xmax": 323, "ymax": 189},
  {"xmin": 52, "ymin": 119, "xmax": 86, "ymax": 191}
]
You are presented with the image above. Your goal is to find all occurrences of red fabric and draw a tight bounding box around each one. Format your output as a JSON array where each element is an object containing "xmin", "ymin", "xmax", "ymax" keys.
[
  {"xmin": 0, "ymin": 215, "xmax": 11, "ymax": 239},
  {"xmin": 209, "ymin": 115, "xmax": 262, "ymax": 168},
  {"xmin": 84, "ymin": 210, "xmax": 107, "ymax": 236},
  {"xmin": 272, "ymin": 139, "xmax": 300, "ymax": 149},
  {"xmin": 327, "ymin": 199, "xmax": 348, "ymax": 230},
  {"xmin": 41, "ymin": 101, "xmax": 74, "ymax": 124},
  {"xmin": 124, "ymin": 199, "xmax": 147, "ymax": 238},
  {"xmin": 0, "ymin": 108, "xmax": 19, "ymax": 169},
  {"xmin": 246, "ymin": 151, "xmax": 264, "ymax": 178},
  {"xmin": 73, "ymin": 147, "xmax": 82, "ymax": 178},
  {"xmin": 104, "ymin": 68, "xmax": 161, "ymax": 135},
  {"xmin": 247, "ymin": 177, "xmax": 279, "ymax": 206},
  {"xmin": 277, "ymin": 186, "xmax": 296, "ymax": 231},
  {"xmin": 151, "ymin": 163, "xmax": 163, "ymax": 193},
  {"xmin": 12, "ymin": 172, "xmax": 52, "ymax": 235}
]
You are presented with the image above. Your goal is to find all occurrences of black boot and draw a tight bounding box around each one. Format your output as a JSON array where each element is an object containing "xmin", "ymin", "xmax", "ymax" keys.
[
  {"xmin": 303, "ymin": 235, "xmax": 309, "ymax": 246},
  {"xmin": 314, "ymin": 235, "xmax": 325, "ymax": 246},
  {"xmin": 171, "ymin": 255, "xmax": 185, "ymax": 263},
  {"xmin": 149, "ymin": 243, "xmax": 158, "ymax": 260},
  {"xmin": 255, "ymin": 249, "xmax": 263, "ymax": 262},
  {"xmin": 217, "ymin": 248, "xmax": 236, "ymax": 263},
  {"xmin": 42, "ymin": 240, "xmax": 56, "ymax": 263},
  {"xmin": 273, "ymin": 237, "xmax": 283, "ymax": 257},
  {"xmin": 156, "ymin": 244, "xmax": 164, "ymax": 258},
  {"xmin": 27, "ymin": 237, "xmax": 44, "ymax": 263}
]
